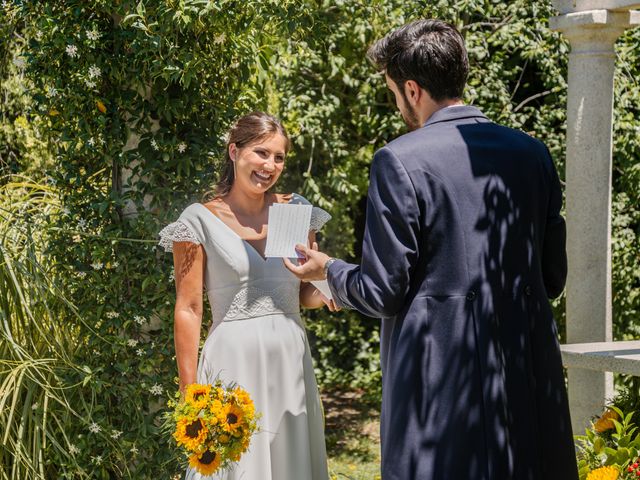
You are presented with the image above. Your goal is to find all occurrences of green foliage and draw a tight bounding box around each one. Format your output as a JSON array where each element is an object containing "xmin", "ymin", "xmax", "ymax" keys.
[
  {"xmin": 575, "ymin": 406, "xmax": 640, "ymax": 480},
  {"xmin": 612, "ymin": 27, "xmax": 640, "ymax": 342},
  {"xmin": 2, "ymin": 1, "xmax": 315, "ymax": 478},
  {"xmin": 0, "ymin": 178, "xmax": 113, "ymax": 479},
  {"xmin": 0, "ymin": 7, "xmax": 52, "ymax": 177}
]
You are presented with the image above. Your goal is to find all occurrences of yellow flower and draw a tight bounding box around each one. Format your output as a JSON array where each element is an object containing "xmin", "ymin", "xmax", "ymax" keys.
[
  {"xmin": 48, "ymin": 108, "xmax": 60, "ymax": 116},
  {"xmin": 174, "ymin": 418, "xmax": 208, "ymax": 452},
  {"xmin": 185, "ymin": 384, "xmax": 211, "ymax": 410},
  {"xmin": 96, "ymin": 100, "xmax": 107, "ymax": 113},
  {"xmin": 233, "ymin": 387, "xmax": 253, "ymax": 406},
  {"xmin": 233, "ymin": 388, "xmax": 256, "ymax": 421},
  {"xmin": 214, "ymin": 386, "xmax": 225, "ymax": 400},
  {"xmin": 586, "ymin": 466, "xmax": 619, "ymax": 480},
  {"xmin": 593, "ymin": 409, "xmax": 619, "ymax": 433},
  {"xmin": 188, "ymin": 448, "xmax": 221, "ymax": 476},
  {"xmin": 221, "ymin": 403, "xmax": 244, "ymax": 434},
  {"xmin": 209, "ymin": 398, "xmax": 224, "ymax": 419}
]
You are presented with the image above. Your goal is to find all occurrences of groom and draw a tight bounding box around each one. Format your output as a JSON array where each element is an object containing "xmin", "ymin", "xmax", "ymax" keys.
[{"xmin": 285, "ymin": 19, "xmax": 578, "ymax": 480}]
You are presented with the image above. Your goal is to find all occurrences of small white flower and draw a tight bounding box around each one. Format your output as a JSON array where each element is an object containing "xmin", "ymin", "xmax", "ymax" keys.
[
  {"xmin": 91, "ymin": 455, "xmax": 103, "ymax": 465},
  {"xmin": 130, "ymin": 445, "xmax": 139, "ymax": 455},
  {"xmin": 13, "ymin": 56, "xmax": 26, "ymax": 68},
  {"xmin": 214, "ymin": 33, "xmax": 226, "ymax": 45},
  {"xmin": 87, "ymin": 137, "xmax": 95, "ymax": 147},
  {"xmin": 62, "ymin": 207, "xmax": 70, "ymax": 215},
  {"xmin": 110, "ymin": 429, "xmax": 122, "ymax": 439},
  {"xmin": 32, "ymin": 402, "xmax": 39, "ymax": 410},
  {"xmin": 77, "ymin": 271, "xmax": 87, "ymax": 279},
  {"xmin": 86, "ymin": 29, "xmax": 101, "ymax": 41},
  {"xmin": 45, "ymin": 86, "xmax": 58, "ymax": 98},
  {"xmin": 112, "ymin": 261, "xmax": 120, "ymax": 268},
  {"xmin": 150, "ymin": 139, "xmax": 159, "ymax": 151},
  {"xmin": 177, "ymin": 142, "xmax": 187, "ymax": 153},
  {"xmin": 88, "ymin": 65, "xmax": 101, "ymax": 79},
  {"xmin": 78, "ymin": 218, "xmax": 87, "ymax": 229},
  {"xmin": 149, "ymin": 383, "xmax": 163, "ymax": 396},
  {"xmin": 91, "ymin": 262, "xmax": 103, "ymax": 270},
  {"xmin": 127, "ymin": 339, "xmax": 138, "ymax": 347},
  {"xmin": 89, "ymin": 422, "xmax": 101, "ymax": 433},
  {"xmin": 133, "ymin": 315, "xmax": 146, "ymax": 325},
  {"xmin": 65, "ymin": 44, "xmax": 79, "ymax": 58},
  {"xmin": 136, "ymin": 348, "xmax": 144, "ymax": 357},
  {"xmin": 168, "ymin": 271, "xmax": 175, "ymax": 282},
  {"xmin": 35, "ymin": 30, "xmax": 43, "ymax": 40},
  {"xmin": 69, "ymin": 444, "xmax": 80, "ymax": 455},
  {"xmin": 84, "ymin": 79, "xmax": 97, "ymax": 89},
  {"xmin": 106, "ymin": 311, "xmax": 119, "ymax": 319}
]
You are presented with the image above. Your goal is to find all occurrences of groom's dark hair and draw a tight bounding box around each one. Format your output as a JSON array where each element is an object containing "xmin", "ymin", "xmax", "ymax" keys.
[{"xmin": 367, "ymin": 19, "xmax": 469, "ymax": 101}]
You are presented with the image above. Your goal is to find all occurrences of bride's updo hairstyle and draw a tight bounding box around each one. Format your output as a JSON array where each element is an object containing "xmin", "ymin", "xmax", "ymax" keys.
[{"xmin": 215, "ymin": 112, "xmax": 290, "ymax": 197}]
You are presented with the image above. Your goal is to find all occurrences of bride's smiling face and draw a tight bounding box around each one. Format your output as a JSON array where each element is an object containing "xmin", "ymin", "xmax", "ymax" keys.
[{"xmin": 229, "ymin": 133, "xmax": 287, "ymax": 195}]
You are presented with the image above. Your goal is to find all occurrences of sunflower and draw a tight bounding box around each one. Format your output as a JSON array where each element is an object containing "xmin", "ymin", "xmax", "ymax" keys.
[
  {"xmin": 185, "ymin": 384, "xmax": 211, "ymax": 410},
  {"xmin": 221, "ymin": 403, "xmax": 245, "ymax": 434},
  {"xmin": 213, "ymin": 386, "xmax": 225, "ymax": 400},
  {"xmin": 174, "ymin": 417, "xmax": 208, "ymax": 451},
  {"xmin": 189, "ymin": 448, "xmax": 222, "ymax": 476},
  {"xmin": 586, "ymin": 466, "xmax": 619, "ymax": 480},
  {"xmin": 209, "ymin": 398, "xmax": 224, "ymax": 423},
  {"xmin": 593, "ymin": 409, "xmax": 619, "ymax": 433},
  {"xmin": 233, "ymin": 387, "xmax": 253, "ymax": 407}
]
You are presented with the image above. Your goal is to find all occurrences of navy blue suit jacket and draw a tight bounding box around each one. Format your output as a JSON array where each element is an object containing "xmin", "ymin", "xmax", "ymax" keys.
[{"xmin": 327, "ymin": 106, "xmax": 577, "ymax": 480}]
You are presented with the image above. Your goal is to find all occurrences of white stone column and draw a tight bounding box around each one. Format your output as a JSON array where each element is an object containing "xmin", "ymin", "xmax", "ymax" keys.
[{"xmin": 550, "ymin": 8, "xmax": 639, "ymax": 433}]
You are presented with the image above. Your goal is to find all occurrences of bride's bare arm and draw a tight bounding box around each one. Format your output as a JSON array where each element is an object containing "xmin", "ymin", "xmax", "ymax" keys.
[{"xmin": 173, "ymin": 241, "xmax": 206, "ymax": 393}]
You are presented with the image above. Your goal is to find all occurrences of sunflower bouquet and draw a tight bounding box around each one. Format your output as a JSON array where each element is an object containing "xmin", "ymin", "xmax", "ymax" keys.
[{"xmin": 168, "ymin": 381, "xmax": 259, "ymax": 476}]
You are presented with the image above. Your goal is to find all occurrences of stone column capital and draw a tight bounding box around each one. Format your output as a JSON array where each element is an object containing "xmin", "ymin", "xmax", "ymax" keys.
[
  {"xmin": 552, "ymin": 1, "xmax": 640, "ymax": 15},
  {"xmin": 550, "ymin": 9, "xmax": 639, "ymax": 53}
]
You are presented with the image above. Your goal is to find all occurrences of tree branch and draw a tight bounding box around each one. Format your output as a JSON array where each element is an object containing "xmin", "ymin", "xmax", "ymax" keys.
[{"xmin": 513, "ymin": 89, "xmax": 553, "ymax": 112}]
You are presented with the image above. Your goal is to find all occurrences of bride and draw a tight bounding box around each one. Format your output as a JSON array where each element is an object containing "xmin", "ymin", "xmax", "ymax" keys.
[{"xmin": 159, "ymin": 112, "xmax": 333, "ymax": 479}]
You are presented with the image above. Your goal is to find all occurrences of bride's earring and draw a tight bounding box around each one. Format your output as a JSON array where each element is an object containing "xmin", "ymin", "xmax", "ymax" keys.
[{"xmin": 232, "ymin": 156, "xmax": 237, "ymax": 180}]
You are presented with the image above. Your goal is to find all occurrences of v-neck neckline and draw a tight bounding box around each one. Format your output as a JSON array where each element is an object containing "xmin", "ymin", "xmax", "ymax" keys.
[{"xmin": 196, "ymin": 202, "xmax": 275, "ymax": 262}]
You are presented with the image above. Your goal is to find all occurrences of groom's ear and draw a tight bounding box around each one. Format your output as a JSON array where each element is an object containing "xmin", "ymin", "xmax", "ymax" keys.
[{"xmin": 404, "ymin": 80, "xmax": 424, "ymax": 107}]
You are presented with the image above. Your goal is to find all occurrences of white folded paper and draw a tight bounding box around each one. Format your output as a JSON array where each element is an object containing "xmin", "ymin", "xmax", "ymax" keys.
[
  {"xmin": 264, "ymin": 203, "xmax": 312, "ymax": 258},
  {"xmin": 311, "ymin": 280, "xmax": 333, "ymax": 301}
]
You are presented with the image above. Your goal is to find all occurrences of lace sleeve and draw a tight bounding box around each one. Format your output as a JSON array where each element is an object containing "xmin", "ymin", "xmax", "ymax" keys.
[
  {"xmin": 310, "ymin": 207, "xmax": 332, "ymax": 232},
  {"xmin": 158, "ymin": 220, "xmax": 201, "ymax": 253},
  {"xmin": 289, "ymin": 193, "xmax": 331, "ymax": 232}
]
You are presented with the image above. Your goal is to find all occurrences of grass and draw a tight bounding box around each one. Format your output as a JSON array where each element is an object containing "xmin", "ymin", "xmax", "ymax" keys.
[{"xmin": 322, "ymin": 388, "xmax": 381, "ymax": 480}]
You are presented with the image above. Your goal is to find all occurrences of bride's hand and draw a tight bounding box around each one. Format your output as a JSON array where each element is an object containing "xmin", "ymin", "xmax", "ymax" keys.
[{"xmin": 319, "ymin": 292, "xmax": 340, "ymax": 312}]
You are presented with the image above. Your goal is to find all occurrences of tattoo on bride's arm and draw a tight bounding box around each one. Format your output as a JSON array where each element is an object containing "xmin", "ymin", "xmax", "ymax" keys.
[{"xmin": 176, "ymin": 243, "xmax": 200, "ymax": 284}]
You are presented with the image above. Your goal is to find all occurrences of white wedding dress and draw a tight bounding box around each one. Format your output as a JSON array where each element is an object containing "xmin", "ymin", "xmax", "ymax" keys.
[{"xmin": 159, "ymin": 194, "xmax": 330, "ymax": 480}]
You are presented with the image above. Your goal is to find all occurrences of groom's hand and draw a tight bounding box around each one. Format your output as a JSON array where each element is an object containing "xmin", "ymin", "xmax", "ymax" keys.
[{"xmin": 283, "ymin": 243, "xmax": 331, "ymax": 281}]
